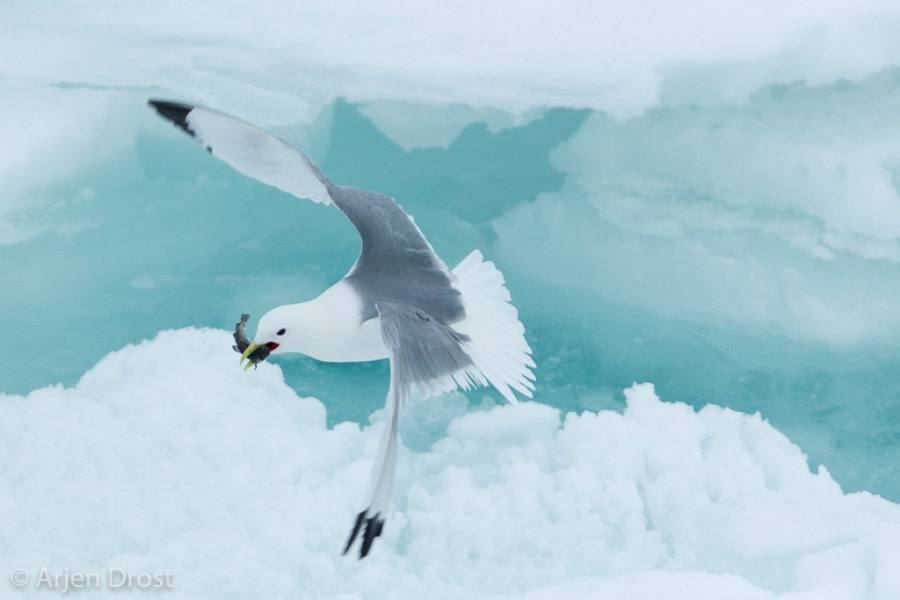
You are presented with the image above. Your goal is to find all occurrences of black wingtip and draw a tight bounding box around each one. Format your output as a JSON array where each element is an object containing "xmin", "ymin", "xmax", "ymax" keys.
[
  {"xmin": 147, "ymin": 99, "xmax": 196, "ymax": 137},
  {"xmin": 343, "ymin": 510, "xmax": 385, "ymax": 559}
]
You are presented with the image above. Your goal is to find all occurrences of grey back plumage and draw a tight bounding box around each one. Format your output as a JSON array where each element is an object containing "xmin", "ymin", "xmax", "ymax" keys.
[
  {"xmin": 298, "ymin": 151, "xmax": 464, "ymax": 325},
  {"xmin": 297, "ymin": 149, "xmax": 465, "ymax": 324},
  {"xmin": 329, "ymin": 185, "xmax": 464, "ymax": 324}
]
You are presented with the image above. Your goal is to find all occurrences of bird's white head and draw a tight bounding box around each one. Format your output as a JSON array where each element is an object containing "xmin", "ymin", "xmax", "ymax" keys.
[
  {"xmin": 254, "ymin": 304, "xmax": 301, "ymax": 355},
  {"xmin": 239, "ymin": 283, "xmax": 375, "ymax": 369}
]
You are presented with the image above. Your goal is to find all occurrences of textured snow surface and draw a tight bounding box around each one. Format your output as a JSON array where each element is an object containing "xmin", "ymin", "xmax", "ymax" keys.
[{"xmin": 2, "ymin": 328, "xmax": 897, "ymax": 599}]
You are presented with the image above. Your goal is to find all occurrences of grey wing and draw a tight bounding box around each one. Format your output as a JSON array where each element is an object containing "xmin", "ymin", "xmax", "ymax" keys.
[
  {"xmin": 330, "ymin": 186, "xmax": 464, "ymax": 323},
  {"xmin": 342, "ymin": 302, "xmax": 488, "ymax": 559},
  {"xmin": 376, "ymin": 301, "xmax": 487, "ymax": 400},
  {"xmin": 148, "ymin": 100, "xmax": 464, "ymax": 324}
]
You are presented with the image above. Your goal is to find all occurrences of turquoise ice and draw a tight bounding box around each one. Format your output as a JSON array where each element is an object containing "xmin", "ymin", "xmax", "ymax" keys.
[{"xmin": 4, "ymin": 86, "xmax": 899, "ymax": 500}]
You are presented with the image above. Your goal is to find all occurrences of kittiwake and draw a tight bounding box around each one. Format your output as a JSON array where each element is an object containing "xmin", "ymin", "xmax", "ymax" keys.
[{"xmin": 148, "ymin": 99, "xmax": 536, "ymax": 558}]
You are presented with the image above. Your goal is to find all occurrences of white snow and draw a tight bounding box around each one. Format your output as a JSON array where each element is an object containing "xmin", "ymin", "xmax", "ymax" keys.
[
  {"xmin": 1, "ymin": 328, "xmax": 897, "ymax": 599},
  {"xmin": 2, "ymin": 1, "xmax": 900, "ymax": 122}
]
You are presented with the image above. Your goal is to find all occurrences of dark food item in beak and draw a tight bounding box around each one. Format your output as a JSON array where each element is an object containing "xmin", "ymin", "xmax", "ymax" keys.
[{"xmin": 232, "ymin": 313, "xmax": 270, "ymax": 370}]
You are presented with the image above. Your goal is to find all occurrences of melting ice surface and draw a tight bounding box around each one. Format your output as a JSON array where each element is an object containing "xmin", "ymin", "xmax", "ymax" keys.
[{"xmin": 2, "ymin": 1, "xmax": 900, "ymax": 598}]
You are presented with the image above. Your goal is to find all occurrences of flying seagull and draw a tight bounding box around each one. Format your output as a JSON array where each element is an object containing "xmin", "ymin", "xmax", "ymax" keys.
[{"xmin": 148, "ymin": 99, "xmax": 536, "ymax": 558}]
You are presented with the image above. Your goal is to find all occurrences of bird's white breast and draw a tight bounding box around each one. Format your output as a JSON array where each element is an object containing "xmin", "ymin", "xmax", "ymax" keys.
[{"xmin": 290, "ymin": 280, "xmax": 389, "ymax": 363}]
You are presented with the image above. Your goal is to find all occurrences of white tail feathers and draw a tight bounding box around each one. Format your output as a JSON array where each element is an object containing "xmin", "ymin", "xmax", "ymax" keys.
[{"xmin": 452, "ymin": 250, "xmax": 536, "ymax": 404}]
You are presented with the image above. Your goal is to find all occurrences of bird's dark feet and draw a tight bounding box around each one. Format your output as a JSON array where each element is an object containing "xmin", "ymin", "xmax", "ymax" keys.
[{"xmin": 343, "ymin": 510, "xmax": 385, "ymax": 559}]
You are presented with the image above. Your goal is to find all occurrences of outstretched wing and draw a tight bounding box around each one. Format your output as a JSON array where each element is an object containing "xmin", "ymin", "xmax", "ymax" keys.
[
  {"xmin": 148, "ymin": 100, "xmax": 462, "ymax": 324},
  {"xmin": 343, "ymin": 302, "xmax": 487, "ymax": 558},
  {"xmin": 148, "ymin": 100, "xmax": 333, "ymax": 205}
]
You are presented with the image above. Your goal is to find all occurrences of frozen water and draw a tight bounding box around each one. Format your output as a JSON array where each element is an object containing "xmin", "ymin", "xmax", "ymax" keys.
[
  {"xmin": 4, "ymin": 1, "xmax": 900, "ymax": 120},
  {"xmin": 1, "ymin": 328, "xmax": 897, "ymax": 599},
  {"xmin": 3, "ymin": 83, "xmax": 897, "ymax": 501}
]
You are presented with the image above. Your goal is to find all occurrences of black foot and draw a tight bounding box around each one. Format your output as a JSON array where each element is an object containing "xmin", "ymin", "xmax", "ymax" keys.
[{"xmin": 342, "ymin": 510, "xmax": 385, "ymax": 559}]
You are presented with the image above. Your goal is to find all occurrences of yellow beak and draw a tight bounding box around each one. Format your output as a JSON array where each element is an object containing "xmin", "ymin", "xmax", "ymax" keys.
[{"xmin": 240, "ymin": 341, "xmax": 259, "ymax": 371}]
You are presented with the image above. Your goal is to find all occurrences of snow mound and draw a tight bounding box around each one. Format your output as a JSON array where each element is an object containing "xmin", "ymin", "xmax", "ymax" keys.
[{"xmin": 1, "ymin": 328, "xmax": 897, "ymax": 599}]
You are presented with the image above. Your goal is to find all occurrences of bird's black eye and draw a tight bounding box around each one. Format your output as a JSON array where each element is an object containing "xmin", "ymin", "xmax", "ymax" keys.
[{"xmin": 277, "ymin": 328, "xmax": 286, "ymax": 336}]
